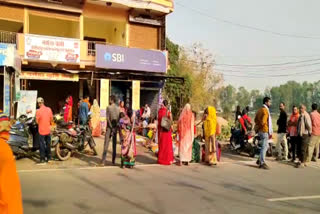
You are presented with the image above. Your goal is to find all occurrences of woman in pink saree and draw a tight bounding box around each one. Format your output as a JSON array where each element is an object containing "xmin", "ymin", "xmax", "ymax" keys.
[
  {"xmin": 119, "ymin": 109, "xmax": 137, "ymax": 168},
  {"xmin": 178, "ymin": 104, "xmax": 194, "ymax": 166}
]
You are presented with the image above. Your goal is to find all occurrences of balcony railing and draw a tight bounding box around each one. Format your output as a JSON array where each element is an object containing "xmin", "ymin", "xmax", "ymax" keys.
[
  {"xmin": 88, "ymin": 41, "xmax": 96, "ymax": 56},
  {"xmin": 87, "ymin": 41, "xmax": 108, "ymax": 56},
  {"xmin": 0, "ymin": 31, "xmax": 17, "ymax": 45}
]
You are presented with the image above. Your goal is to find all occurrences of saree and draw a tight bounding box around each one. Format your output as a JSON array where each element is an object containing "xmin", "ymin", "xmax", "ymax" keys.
[
  {"xmin": 157, "ymin": 107, "xmax": 174, "ymax": 165},
  {"xmin": 192, "ymin": 138, "xmax": 201, "ymax": 163},
  {"xmin": 119, "ymin": 114, "xmax": 136, "ymax": 167},
  {"xmin": 0, "ymin": 113, "xmax": 23, "ymax": 214},
  {"xmin": 204, "ymin": 106, "xmax": 218, "ymax": 165},
  {"xmin": 178, "ymin": 104, "xmax": 194, "ymax": 162},
  {"xmin": 64, "ymin": 96, "xmax": 73, "ymax": 122},
  {"xmin": 90, "ymin": 100, "xmax": 101, "ymax": 137}
]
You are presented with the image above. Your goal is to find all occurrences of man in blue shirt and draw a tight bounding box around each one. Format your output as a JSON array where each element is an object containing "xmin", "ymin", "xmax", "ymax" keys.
[{"xmin": 79, "ymin": 96, "xmax": 90, "ymax": 125}]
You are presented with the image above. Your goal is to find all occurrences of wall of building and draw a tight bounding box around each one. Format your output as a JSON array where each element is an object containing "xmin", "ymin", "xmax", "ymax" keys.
[
  {"xmin": 29, "ymin": 14, "xmax": 79, "ymax": 38},
  {"xmin": 0, "ymin": 4, "xmax": 24, "ymax": 23},
  {"xmin": 83, "ymin": 3, "xmax": 127, "ymax": 46},
  {"xmin": 83, "ymin": 3, "xmax": 127, "ymax": 22}
]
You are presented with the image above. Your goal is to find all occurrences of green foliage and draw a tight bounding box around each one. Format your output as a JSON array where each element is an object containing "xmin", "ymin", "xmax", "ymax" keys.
[
  {"xmin": 164, "ymin": 38, "xmax": 192, "ymax": 118},
  {"xmin": 236, "ymin": 87, "xmax": 251, "ymax": 108},
  {"xmin": 219, "ymin": 85, "xmax": 236, "ymax": 118},
  {"xmin": 217, "ymin": 122, "xmax": 232, "ymax": 141},
  {"xmin": 164, "ymin": 38, "xmax": 222, "ymax": 119}
]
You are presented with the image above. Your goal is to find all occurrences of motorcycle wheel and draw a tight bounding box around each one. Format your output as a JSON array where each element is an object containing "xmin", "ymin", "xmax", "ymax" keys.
[
  {"xmin": 55, "ymin": 143, "xmax": 72, "ymax": 161},
  {"xmin": 248, "ymin": 145, "xmax": 256, "ymax": 158},
  {"xmin": 88, "ymin": 137, "xmax": 98, "ymax": 156}
]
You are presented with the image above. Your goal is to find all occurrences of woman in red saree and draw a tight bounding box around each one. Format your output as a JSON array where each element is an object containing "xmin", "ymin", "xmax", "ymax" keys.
[
  {"xmin": 157, "ymin": 100, "xmax": 174, "ymax": 165},
  {"xmin": 178, "ymin": 104, "xmax": 194, "ymax": 166},
  {"xmin": 64, "ymin": 96, "xmax": 73, "ymax": 122}
]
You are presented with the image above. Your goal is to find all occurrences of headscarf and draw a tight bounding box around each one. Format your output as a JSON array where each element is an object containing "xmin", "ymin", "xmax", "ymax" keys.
[
  {"xmin": 204, "ymin": 106, "xmax": 217, "ymax": 141},
  {"xmin": 178, "ymin": 104, "xmax": 194, "ymax": 142},
  {"xmin": 83, "ymin": 98, "xmax": 91, "ymax": 109},
  {"xmin": 90, "ymin": 99, "xmax": 100, "ymax": 129}
]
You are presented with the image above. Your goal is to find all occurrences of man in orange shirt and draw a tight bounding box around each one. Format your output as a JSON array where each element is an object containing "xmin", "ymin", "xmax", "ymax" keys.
[
  {"xmin": 0, "ymin": 112, "xmax": 23, "ymax": 214},
  {"xmin": 36, "ymin": 97, "xmax": 53, "ymax": 165}
]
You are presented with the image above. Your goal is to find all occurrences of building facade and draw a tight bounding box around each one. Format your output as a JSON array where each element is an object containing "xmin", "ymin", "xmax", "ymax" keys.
[{"xmin": 0, "ymin": 0, "xmax": 174, "ymax": 119}]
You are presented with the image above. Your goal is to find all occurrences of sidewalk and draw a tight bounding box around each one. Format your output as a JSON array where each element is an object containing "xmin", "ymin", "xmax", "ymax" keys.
[{"xmin": 16, "ymin": 137, "xmax": 257, "ymax": 171}]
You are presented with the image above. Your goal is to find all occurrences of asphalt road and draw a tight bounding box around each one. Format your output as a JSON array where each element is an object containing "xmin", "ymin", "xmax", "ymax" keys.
[{"xmin": 20, "ymin": 160, "xmax": 320, "ymax": 214}]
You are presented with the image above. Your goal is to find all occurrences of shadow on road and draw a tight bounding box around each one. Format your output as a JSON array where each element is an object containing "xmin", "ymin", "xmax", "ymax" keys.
[
  {"xmin": 23, "ymin": 199, "xmax": 52, "ymax": 208},
  {"xmin": 68, "ymin": 171, "xmax": 161, "ymax": 214}
]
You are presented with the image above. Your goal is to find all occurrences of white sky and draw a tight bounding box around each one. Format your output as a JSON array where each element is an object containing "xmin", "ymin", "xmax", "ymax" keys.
[{"xmin": 167, "ymin": 0, "xmax": 320, "ymax": 91}]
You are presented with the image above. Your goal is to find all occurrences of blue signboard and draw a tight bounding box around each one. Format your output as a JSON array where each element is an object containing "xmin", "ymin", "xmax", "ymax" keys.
[
  {"xmin": 96, "ymin": 44, "xmax": 167, "ymax": 73},
  {"xmin": 3, "ymin": 69, "xmax": 10, "ymax": 116}
]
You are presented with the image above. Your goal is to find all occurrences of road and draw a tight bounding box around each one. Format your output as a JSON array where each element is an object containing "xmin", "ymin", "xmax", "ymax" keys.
[{"xmin": 20, "ymin": 160, "xmax": 320, "ymax": 214}]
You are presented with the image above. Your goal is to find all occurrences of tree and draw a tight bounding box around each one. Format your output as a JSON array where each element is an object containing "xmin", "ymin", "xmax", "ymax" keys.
[
  {"xmin": 219, "ymin": 85, "xmax": 236, "ymax": 118},
  {"xmin": 164, "ymin": 39, "xmax": 223, "ymax": 117},
  {"xmin": 236, "ymin": 87, "xmax": 251, "ymax": 109},
  {"xmin": 164, "ymin": 38, "xmax": 192, "ymax": 118}
]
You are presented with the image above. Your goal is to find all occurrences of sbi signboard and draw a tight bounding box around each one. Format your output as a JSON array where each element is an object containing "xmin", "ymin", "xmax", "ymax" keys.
[{"xmin": 96, "ymin": 44, "xmax": 167, "ymax": 73}]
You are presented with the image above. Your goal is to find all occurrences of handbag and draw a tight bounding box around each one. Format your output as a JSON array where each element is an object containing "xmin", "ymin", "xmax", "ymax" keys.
[{"xmin": 161, "ymin": 110, "xmax": 172, "ymax": 132}]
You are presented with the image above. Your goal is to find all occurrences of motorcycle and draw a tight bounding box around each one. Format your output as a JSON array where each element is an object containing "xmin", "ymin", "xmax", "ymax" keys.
[
  {"xmin": 230, "ymin": 127, "xmax": 274, "ymax": 158},
  {"xmin": 230, "ymin": 127, "xmax": 256, "ymax": 157},
  {"xmin": 53, "ymin": 113, "xmax": 98, "ymax": 161},
  {"xmin": 7, "ymin": 115, "xmax": 36, "ymax": 159}
]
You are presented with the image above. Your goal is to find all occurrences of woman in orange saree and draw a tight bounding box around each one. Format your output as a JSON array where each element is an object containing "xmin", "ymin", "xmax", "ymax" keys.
[
  {"xmin": 90, "ymin": 99, "xmax": 101, "ymax": 137},
  {"xmin": 0, "ymin": 112, "xmax": 23, "ymax": 214},
  {"xmin": 178, "ymin": 104, "xmax": 194, "ymax": 166}
]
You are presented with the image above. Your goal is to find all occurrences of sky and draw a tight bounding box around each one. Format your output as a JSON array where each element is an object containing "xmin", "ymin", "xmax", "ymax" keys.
[{"xmin": 166, "ymin": 0, "xmax": 320, "ymax": 91}]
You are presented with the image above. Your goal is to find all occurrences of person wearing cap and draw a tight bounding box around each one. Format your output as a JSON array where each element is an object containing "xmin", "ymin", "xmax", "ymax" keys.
[
  {"xmin": 36, "ymin": 97, "xmax": 53, "ymax": 165},
  {"xmin": 0, "ymin": 111, "xmax": 23, "ymax": 214}
]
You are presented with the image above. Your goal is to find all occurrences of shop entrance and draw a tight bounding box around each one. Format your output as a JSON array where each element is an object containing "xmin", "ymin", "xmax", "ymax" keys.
[
  {"xmin": 140, "ymin": 89, "xmax": 159, "ymax": 119},
  {"xmin": 27, "ymin": 80, "xmax": 79, "ymax": 115},
  {"xmin": 110, "ymin": 81, "xmax": 132, "ymax": 108}
]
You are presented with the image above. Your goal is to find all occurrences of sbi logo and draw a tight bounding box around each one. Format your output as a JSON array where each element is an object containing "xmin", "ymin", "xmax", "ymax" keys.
[{"xmin": 104, "ymin": 52, "xmax": 125, "ymax": 63}]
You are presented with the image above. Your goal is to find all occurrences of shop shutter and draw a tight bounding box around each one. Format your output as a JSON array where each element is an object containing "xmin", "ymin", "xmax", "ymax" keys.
[{"xmin": 129, "ymin": 24, "xmax": 159, "ymax": 50}]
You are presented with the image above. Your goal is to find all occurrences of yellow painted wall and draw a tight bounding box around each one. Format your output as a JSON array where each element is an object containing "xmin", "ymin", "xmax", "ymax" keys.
[
  {"xmin": 29, "ymin": 15, "xmax": 79, "ymax": 38},
  {"xmin": 84, "ymin": 18, "xmax": 126, "ymax": 46},
  {"xmin": 0, "ymin": 5, "xmax": 24, "ymax": 22},
  {"xmin": 83, "ymin": 3, "xmax": 127, "ymax": 22}
]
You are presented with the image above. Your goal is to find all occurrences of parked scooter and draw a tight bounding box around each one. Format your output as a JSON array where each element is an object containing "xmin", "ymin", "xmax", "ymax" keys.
[
  {"xmin": 53, "ymin": 113, "xmax": 97, "ymax": 161},
  {"xmin": 7, "ymin": 115, "xmax": 35, "ymax": 159}
]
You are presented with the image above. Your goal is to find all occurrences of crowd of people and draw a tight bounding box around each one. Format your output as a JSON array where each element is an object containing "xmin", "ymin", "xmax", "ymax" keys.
[
  {"xmin": 274, "ymin": 101, "xmax": 320, "ymax": 168},
  {"xmin": 99, "ymin": 96, "xmax": 221, "ymax": 168},
  {"xmin": 249, "ymin": 97, "xmax": 320, "ymax": 169}
]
